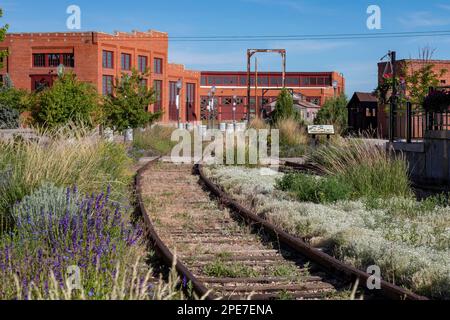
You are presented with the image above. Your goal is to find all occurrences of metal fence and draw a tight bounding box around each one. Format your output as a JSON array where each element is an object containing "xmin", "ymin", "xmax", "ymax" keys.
[{"xmin": 392, "ymin": 103, "xmax": 450, "ymax": 142}]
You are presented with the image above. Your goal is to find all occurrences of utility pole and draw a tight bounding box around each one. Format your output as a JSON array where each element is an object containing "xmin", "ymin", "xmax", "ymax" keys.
[
  {"xmin": 255, "ymin": 57, "xmax": 258, "ymax": 120},
  {"xmin": 389, "ymin": 51, "xmax": 397, "ymax": 143}
]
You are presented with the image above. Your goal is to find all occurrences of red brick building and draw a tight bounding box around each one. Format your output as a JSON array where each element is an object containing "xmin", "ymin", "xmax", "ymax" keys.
[
  {"xmin": 200, "ymin": 71, "xmax": 345, "ymax": 121},
  {"xmin": 0, "ymin": 31, "xmax": 201, "ymax": 124},
  {"xmin": 0, "ymin": 30, "xmax": 345, "ymax": 124}
]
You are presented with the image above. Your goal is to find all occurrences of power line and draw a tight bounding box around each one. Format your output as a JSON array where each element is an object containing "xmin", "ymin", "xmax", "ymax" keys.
[{"xmin": 165, "ymin": 30, "xmax": 450, "ymax": 42}]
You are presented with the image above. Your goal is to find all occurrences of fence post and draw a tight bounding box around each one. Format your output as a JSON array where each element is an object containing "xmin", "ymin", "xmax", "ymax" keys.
[{"xmin": 406, "ymin": 102, "xmax": 412, "ymax": 143}]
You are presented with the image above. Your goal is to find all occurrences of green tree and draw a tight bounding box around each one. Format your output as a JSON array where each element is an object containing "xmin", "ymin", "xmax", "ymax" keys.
[
  {"xmin": 270, "ymin": 88, "xmax": 299, "ymax": 124},
  {"xmin": 404, "ymin": 47, "xmax": 447, "ymax": 106},
  {"xmin": 0, "ymin": 8, "xmax": 8, "ymax": 69},
  {"xmin": 314, "ymin": 94, "xmax": 348, "ymax": 132},
  {"xmin": 103, "ymin": 70, "xmax": 161, "ymax": 132},
  {"xmin": 32, "ymin": 73, "xmax": 100, "ymax": 129}
]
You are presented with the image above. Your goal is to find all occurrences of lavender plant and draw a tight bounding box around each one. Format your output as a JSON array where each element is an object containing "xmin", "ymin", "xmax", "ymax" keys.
[{"xmin": 0, "ymin": 185, "xmax": 146, "ymax": 300}]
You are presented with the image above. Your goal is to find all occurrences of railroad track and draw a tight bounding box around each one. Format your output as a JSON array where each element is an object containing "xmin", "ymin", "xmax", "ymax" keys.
[{"xmin": 136, "ymin": 159, "xmax": 427, "ymax": 300}]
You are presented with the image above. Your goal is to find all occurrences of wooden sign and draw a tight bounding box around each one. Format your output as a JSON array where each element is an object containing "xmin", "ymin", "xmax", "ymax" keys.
[{"xmin": 308, "ymin": 125, "xmax": 335, "ymax": 135}]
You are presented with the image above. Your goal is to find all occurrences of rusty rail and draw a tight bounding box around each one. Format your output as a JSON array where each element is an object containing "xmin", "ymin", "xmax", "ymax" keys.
[
  {"xmin": 197, "ymin": 164, "xmax": 428, "ymax": 301},
  {"xmin": 135, "ymin": 157, "xmax": 427, "ymax": 300},
  {"xmin": 135, "ymin": 158, "xmax": 216, "ymax": 300}
]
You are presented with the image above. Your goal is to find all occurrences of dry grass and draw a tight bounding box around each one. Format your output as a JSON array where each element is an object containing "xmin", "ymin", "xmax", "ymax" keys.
[
  {"xmin": 307, "ymin": 137, "xmax": 411, "ymax": 198},
  {"xmin": 0, "ymin": 128, "xmax": 132, "ymax": 230},
  {"xmin": 248, "ymin": 118, "xmax": 269, "ymax": 130},
  {"xmin": 276, "ymin": 118, "xmax": 308, "ymax": 147}
]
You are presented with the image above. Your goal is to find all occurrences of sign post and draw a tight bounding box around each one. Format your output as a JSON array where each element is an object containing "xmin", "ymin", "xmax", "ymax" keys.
[{"xmin": 308, "ymin": 125, "xmax": 335, "ymax": 146}]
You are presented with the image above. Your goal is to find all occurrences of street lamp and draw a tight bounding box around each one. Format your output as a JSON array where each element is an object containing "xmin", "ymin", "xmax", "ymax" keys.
[
  {"xmin": 57, "ymin": 64, "xmax": 65, "ymax": 78},
  {"xmin": 232, "ymin": 95, "xmax": 237, "ymax": 129},
  {"xmin": 210, "ymin": 86, "xmax": 216, "ymax": 129},
  {"xmin": 176, "ymin": 79, "xmax": 182, "ymax": 129},
  {"xmin": 332, "ymin": 80, "xmax": 338, "ymax": 98}
]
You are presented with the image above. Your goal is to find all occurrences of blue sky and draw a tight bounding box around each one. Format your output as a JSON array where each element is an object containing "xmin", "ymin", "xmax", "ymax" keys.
[{"xmin": 2, "ymin": 0, "xmax": 450, "ymax": 94}]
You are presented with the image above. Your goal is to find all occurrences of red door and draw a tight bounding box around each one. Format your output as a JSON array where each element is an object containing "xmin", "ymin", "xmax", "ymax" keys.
[{"xmin": 31, "ymin": 75, "xmax": 55, "ymax": 91}]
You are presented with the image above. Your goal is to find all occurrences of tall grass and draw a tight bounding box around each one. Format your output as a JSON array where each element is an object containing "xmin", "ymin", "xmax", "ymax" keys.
[
  {"xmin": 276, "ymin": 118, "xmax": 308, "ymax": 147},
  {"xmin": 0, "ymin": 129, "xmax": 132, "ymax": 231},
  {"xmin": 307, "ymin": 138, "xmax": 412, "ymax": 199},
  {"xmin": 133, "ymin": 126, "xmax": 177, "ymax": 156}
]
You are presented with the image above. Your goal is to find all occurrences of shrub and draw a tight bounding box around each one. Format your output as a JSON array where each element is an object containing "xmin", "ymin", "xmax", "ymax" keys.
[
  {"xmin": 0, "ymin": 186, "xmax": 147, "ymax": 300},
  {"xmin": 0, "ymin": 130, "xmax": 132, "ymax": 230},
  {"xmin": 276, "ymin": 118, "xmax": 308, "ymax": 147},
  {"xmin": 308, "ymin": 138, "xmax": 411, "ymax": 199},
  {"xmin": 277, "ymin": 173, "xmax": 353, "ymax": 203},
  {"xmin": 0, "ymin": 105, "xmax": 19, "ymax": 129},
  {"xmin": 31, "ymin": 73, "xmax": 100, "ymax": 129},
  {"xmin": 133, "ymin": 126, "xmax": 177, "ymax": 156},
  {"xmin": 0, "ymin": 87, "xmax": 31, "ymax": 113}
]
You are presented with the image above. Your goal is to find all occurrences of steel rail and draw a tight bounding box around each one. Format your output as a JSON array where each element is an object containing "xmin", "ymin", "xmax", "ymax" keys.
[
  {"xmin": 197, "ymin": 164, "xmax": 428, "ymax": 301},
  {"xmin": 135, "ymin": 158, "xmax": 216, "ymax": 300}
]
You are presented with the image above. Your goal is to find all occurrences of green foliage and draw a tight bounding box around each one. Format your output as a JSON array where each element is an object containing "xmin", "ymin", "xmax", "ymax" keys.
[
  {"xmin": 0, "ymin": 131, "xmax": 132, "ymax": 230},
  {"xmin": 12, "ymin": 183, "xmax": 79, "ymax": 224},
  {"xmin": 270, "ymin": 88, "xmax": 299, "ymax": 124},
  {"xmin": 0, "ymin": 86, "xmax": 32, "ymax": 113},
  {"xmin": 133, "ymin": 126, "xmax": 177, "ymax": 156},
  {"xmin": 405, "ymin": 48, "xmax": 448, "ymax": 106},
  {"xmin": 0, "ymin": 8, "xmax": 8, "ymax": 69},
  {"xmin": 308, "ymin": 138, "xmax": 411, "ymax": 199},
  {"xmin": 0, "ymin": 105, "xmax": 19, "ymax": 129},
  {"xmin": 314, "ymin": 94, "xmax": 348, "ymax": 132},
  {"xmin": 31, "ymin": 73, "xmax": 100, "ymax": 129},
  {"xmin": 104, "ymin": 70, "xmax": 161, "ymax": 132},
  {"xmin": 277, "ymin": 173, "xmax": 353, "ymax": 204},
  {"xmin": 203, "ymin": 260, "xmax": 259, "ymax": 278}
]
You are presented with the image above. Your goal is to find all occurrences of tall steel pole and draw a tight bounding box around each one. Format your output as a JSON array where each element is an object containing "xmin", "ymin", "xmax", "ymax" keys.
[
  {"xmin": 255, "ymin": 57, "xmax": 259, "ymax": 120},
  {"xmin": 389, "ymin": 51, "xmax": 397, "ymax": 143},
  {"xmin": 247, "ymin": 51, "xmax": 252, "ymax": 123}
]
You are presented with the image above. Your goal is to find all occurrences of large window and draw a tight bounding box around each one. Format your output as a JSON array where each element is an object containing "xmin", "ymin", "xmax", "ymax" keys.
[
  {"xmin": 48, "ymin": 54, "xmax": 61, "ymax": 67},
  {"xmin": 153, "ymin": 80, "xmax": 162, "ymax": 112},
  {"xmin": 154, "ymin": 58, "xmax": 163, "ymax": 74},
  {"xmin": 186, "ymin": 83, "xmax": 196, "ymax": 121},
  {"xmin": 102, "ymin": 75, "xmax": 114, "ymax": 96},
  {"xmin": 33, "ymin": 54, "xmax": 46, "ymax": 67},
  {"xmin": 121, "ymin": 53, "xmax": 132, "ymax": 71},
  {"xmin": 33, "ymin": 53, "xmax": 74, "ymax": 68},
  {"xmin": 102, "ymin": 50, "xmax": 114, "ymax": 69},
  {"xmin": 62, "ymin": 54, "xmax": 75, "ymax": 67},
  {"xmin": 138, "ymin": 55, "xmax": 148, "ymax": 73}
]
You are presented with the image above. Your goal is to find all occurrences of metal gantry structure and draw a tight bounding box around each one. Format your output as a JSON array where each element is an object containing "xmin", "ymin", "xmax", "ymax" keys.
[{"xmin": 246, "ymin": 49, "xmax": 286, "ymax": 122}]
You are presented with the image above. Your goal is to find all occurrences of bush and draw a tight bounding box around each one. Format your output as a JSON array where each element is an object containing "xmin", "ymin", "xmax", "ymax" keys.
[
  {"xmin": 0, "ymin": 186, "xmax": 148, "ymax": 300},
  {"xmin": 308, "ymin": 138, "xmax": 411, "ymax": 199},
  {"xmin": 277, "ymin": 173, "xmax": 353, "ymax": 203},
  {"xmin": 0, "ymin": 88, "xmax": 31, "ymax": 113},
  {"xmin": 0, "ymin": 130, "xmax": 132, "ymax": 230},
  {"xmin": 276, "ymin": 118, "xmax": 307, "ymax": 147},
  {"xmin": 133, "ymin": 126, "xmax": 177, "ymax": 156},
  {"xmin": 31, "ymin": 73, "xmax": 100, "ymax": 129},
  {"xmin": 0, "ymin": 105, "xmax": 19, "ymax": 129}
]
